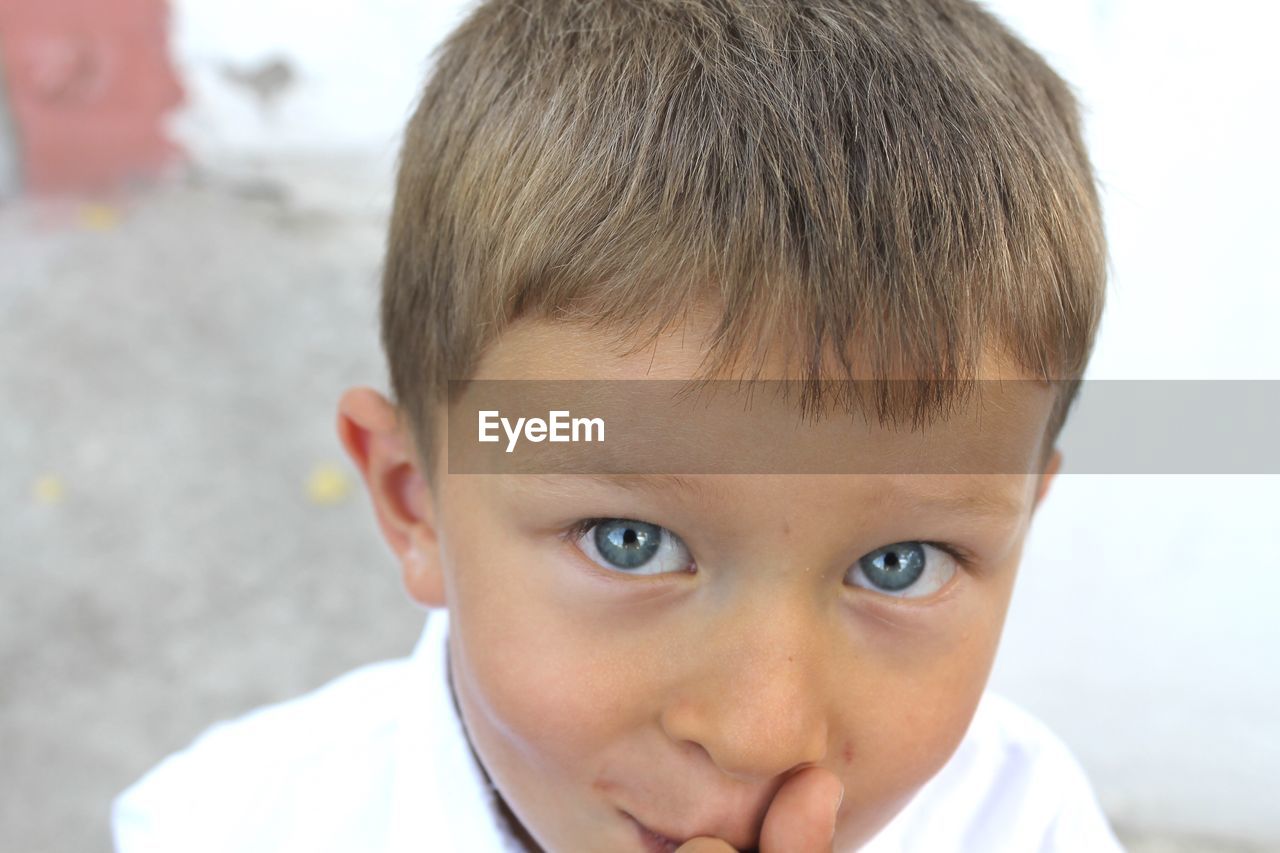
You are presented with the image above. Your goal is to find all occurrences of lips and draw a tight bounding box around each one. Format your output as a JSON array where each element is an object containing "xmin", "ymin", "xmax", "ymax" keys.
[
  {"xmin": 624, "ymin": 811, "xmax": 764, "ymax": 853},
  {"xmin": 625, "ymin": 813, "xmax": 682, "ymax": 853}
]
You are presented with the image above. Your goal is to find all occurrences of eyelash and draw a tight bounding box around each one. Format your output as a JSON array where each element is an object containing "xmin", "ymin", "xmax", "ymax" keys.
[
  {"xmin": 564, "ymin": 518, "xmax": 976, "ymax": 572},
  {"xmin": 563, "ymin": 518, "xmax": 663, "ymax": 548},
  {"xmin": 921, "ymin": 540, "xmax": 974, "ymax": 570}
]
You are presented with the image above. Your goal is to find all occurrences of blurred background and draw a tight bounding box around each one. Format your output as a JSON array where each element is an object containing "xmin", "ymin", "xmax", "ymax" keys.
[{"xmin": 1, "ymin": 0, "xmax": 1277, "ymax": 851}]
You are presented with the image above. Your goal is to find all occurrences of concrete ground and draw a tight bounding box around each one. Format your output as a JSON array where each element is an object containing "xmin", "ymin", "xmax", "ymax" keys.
[
  {"xmin": 0, "ymin": 160, "xmax": 424, "ymax": 852},
  {"xmin": 0, "ymin": 162, "xmax": 1272, "ymax": 852}
]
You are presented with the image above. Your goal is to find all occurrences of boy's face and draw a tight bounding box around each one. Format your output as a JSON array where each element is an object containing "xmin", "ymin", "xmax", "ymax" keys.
[{"xmin": 342, "ymin": 312, "xmax": 1061, "ymax": 852}]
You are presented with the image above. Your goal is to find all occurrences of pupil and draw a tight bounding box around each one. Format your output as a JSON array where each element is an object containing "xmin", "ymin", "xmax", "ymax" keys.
[{"xmin": 623, "ymin": 529, "xmax": 638, "ymax": 546}]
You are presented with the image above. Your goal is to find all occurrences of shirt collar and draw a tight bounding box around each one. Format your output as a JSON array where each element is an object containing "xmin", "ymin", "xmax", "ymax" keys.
[{"xmin": 385, "ymin": 609, "xmax": 523, "ymax": 853}]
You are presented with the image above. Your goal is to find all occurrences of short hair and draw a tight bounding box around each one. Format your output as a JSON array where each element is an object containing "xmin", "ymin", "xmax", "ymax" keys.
[{"xmin": 380, "ymin": 0, "xmax": 1106, "ymax": 477}]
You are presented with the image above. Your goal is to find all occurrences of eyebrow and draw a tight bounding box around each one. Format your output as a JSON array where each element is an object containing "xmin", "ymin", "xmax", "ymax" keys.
[
  {"xmin": 523, "ymin": 474, "xmax": 1025, "ymax": 521},
  {"xmin": 899, "ymin": 487, "xmax": 1027, "ymax": 522}
]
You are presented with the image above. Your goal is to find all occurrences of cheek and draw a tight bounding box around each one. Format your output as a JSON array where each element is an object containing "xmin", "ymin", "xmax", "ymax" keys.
[
  {"xmin": 456, "ymin": 607, "xmax": 623, "ymax": 768},
  {"xmin": 843, "ymin": 635, "xmax": 996, "ymax": 814},
  {"xmin": 442, "ymin": 527, "xmax": 652, "ymax": 782},
  {"xmin": 832, "ymin": 684, "xmax": 979, "ymax": 849},
  {"xmin": 831, "ymin": 602, "xmax": 1003, "ymax": 838}
]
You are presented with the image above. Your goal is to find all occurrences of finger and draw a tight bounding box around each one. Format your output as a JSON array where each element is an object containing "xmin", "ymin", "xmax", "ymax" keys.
[
  {"xmin": 759, "ymin": 765, "xmax": 844, "ymax": 853},
  {"xmin": 675, "ymin": 837, "xmax": 739, "ymax": 853}
]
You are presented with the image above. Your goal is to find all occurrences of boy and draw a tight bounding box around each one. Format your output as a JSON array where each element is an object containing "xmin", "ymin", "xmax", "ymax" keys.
[{"xmin": 113, "ymin": 0, "xmax": 1123, "ymax": 850}]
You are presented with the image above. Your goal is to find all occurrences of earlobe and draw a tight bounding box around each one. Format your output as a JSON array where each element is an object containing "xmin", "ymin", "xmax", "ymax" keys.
[
  {"xmin": 336, "ymin": 386, "xmax": 447, "ymax": 609},
  {"xmin": 401, "ymin": 530, "xmax": 447, "ymax": 609}
]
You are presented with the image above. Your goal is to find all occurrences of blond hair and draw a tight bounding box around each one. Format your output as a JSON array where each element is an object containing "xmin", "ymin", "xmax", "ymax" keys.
[{"xmin": 381, "ymin": 0, "xmax": 1106, "ymax": 475}]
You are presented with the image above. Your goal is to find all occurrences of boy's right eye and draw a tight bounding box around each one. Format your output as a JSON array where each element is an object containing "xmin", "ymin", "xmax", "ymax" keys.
[{"xmin": 572, "ymin": 518, "xmax": 694, "ymax": 575}]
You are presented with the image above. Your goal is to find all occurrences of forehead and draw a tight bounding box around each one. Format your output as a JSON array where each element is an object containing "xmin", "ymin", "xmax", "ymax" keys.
[
  {"xmin": 456, "ymin": 315, "xmax": 1056, "ymax": 479},
  {"xmin": 515, "ymin": 472, "xmax": 1032, "ymax": 525}
]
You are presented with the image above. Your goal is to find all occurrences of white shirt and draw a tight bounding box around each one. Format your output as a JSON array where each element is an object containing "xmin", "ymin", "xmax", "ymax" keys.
[{"xmin": 112, "ymin": 610, "xmax": 1125, "ymax": 852}]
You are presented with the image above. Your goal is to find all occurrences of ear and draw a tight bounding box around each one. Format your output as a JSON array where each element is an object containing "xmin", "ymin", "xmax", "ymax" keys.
[
  {"xmin": 336, "ymin": 386, "xmax": 445, "ymax": 609},
  {"xmin": 1032, "ymin": 447, "xmax": 1063, "ymax": 513}
]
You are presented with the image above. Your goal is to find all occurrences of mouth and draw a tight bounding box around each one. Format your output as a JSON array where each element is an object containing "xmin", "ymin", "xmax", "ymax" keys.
[
  {"xmin": 622, "ymin": 811, "xmax": 763, "ymax": 853},
  {"xmin": 623, "ymin": 812, "xmax": 682, "ymax": 853}
]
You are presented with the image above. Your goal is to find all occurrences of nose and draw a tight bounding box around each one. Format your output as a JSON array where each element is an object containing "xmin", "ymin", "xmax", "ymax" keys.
[{"xmin": 659, "ymin": 601, "xmax": 832, "ymax": 784}]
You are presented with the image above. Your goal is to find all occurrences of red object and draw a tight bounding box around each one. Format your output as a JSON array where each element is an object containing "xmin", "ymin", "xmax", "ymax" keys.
[{"xmin": 0, "ymin": 0, "xmax": 184, "ymax": 193}]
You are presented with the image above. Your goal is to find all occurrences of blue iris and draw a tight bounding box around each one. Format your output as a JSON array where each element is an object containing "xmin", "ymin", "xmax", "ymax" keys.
[
  {"xmin": 593, "ymin": 519, "xmax": 663, "ymax": 569},
  {"xmin": 859, "ymin": 543, "xmax": 926, "ymax": 591}
]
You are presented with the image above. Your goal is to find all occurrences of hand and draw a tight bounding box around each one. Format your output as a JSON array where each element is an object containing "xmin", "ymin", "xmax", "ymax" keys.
[{"xmin": 674, "ymin": 766, "xmax": 844, "ymax": 853}]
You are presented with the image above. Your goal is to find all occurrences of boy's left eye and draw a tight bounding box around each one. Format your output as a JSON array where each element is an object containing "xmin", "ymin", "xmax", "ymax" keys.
[
  {"xmin": 847, "ymin": 541, "xmax": 960, "ymax": 599},
  {"xmin": 573, "ymin": 518, "xmax": 694, "ymax": 575}
]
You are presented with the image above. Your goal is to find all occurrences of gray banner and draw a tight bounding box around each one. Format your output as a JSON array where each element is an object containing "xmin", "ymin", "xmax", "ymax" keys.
[{"xmin": 445, "ymin": 380, "xmax": 1280, "ymax": 474}]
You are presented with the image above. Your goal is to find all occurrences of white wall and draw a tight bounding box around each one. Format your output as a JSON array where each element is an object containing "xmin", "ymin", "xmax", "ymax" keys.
[
  {"xmin": 982, "ymin": 0, "xmax": 1280, "ymax": 843},
  {"xmin": 165, "ymin": 0, "xmax": 1280, "ymax": 843},
  {"xmin": 169, "ymin": 0, "xmax": 468, "ymax": 156},
  {"xmin": 166, "ymin": 0, "xmax": 472, "ymax": 211}
]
